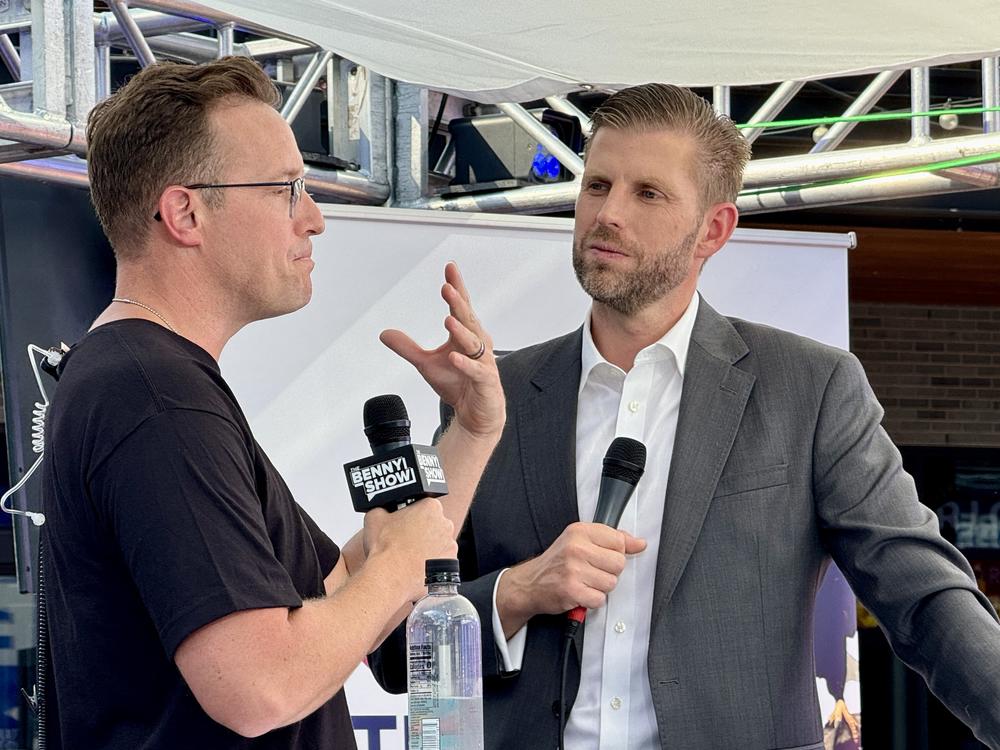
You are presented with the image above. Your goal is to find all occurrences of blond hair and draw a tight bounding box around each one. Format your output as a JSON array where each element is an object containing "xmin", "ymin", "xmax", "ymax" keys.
[{"xmin": 587, "ymin": 83, "xmax": 750, "ymax": 206}]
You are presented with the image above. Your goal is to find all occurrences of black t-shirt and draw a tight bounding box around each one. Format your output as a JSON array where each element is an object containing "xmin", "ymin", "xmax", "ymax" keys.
[{"xmin": 40, "ymin": 320, "xmax": 357, "ymax": 749}]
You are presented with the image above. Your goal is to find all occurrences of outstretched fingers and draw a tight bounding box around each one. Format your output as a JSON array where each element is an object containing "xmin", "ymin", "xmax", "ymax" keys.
[
  {"xmin": 442, "ymin": 262, "xmax": 492, "ymax": 356},
  {"xmin": 379, "ymin": 329, "xmax": 427, "ymax": 370}
]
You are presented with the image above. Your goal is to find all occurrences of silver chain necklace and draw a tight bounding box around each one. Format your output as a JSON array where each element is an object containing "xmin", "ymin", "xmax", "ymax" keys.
[{"xmin": 111, "ymin": 297, "xmax": 177, "ymax": 334}]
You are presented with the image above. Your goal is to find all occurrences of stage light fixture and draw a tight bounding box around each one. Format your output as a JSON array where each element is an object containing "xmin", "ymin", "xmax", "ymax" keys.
[{"xmin": 938, "ymin": 113, "xmax": 959, "ymax": 131}]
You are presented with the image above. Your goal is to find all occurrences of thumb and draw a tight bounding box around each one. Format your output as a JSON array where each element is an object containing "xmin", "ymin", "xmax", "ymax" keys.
[{"xmin": 622, "ymin": 532, "xmax": 647, "ymax": 554}]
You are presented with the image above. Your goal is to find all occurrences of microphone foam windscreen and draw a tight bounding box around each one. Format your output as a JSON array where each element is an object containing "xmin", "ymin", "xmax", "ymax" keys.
[
  {"xmin": 363, "ymin": 394, "xmax": 411, "ymax": 446},
  {"xmin": 603, "ymin": 437, "xmax": 647, "ymax": 485}
]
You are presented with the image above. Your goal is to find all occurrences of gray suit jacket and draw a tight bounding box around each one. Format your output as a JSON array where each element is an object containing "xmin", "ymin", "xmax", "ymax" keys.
[{"xmin": 371, "ymin": 298, "xmax": 1000, "ymax": 749}]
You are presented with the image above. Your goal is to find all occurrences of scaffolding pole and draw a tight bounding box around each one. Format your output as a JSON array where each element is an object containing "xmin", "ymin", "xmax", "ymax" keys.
[
  {"xmin": 217, "ymin": 22, "xmax": 235, "ymax": 58},
  {"xmin": 108, "ymin": 1, "xmax": 157, "ymax": 68},
  {"xmin": 0, "ymin": 35, "xmax": 21, "ymax": 81},
  {"xmin": 95, "ymin": 8, "xmax": 206, "ymax": 46},
  {"xmin": 742, "ymin": 81, "xmax": 806, "ymax": 145},
  {"xmin": 910, "ymin": 67, "xmax": 931, "ymax": 143},
  {"xmin": 68, "ymin": 0, "xmax": 96, "ymax": 124},
  {"xmin": 497, "ymin": 102, "xmax": 583, "ymax": 176},
  {"xmin": 31, "ymin": 0, "xmax": 67, "ymax": 116},
  {"xmin": 281, "ymin": 50, "xmax": 334, "ymax": 125},
  {"xmin": 744, "ymin": 131, "xmax": 1000, "ymax": 189},
  {"xmin": 712, "ymin": 85, "xmax": 731, "ymax": 116},
  {"xmin": 810, "ymin": 70, "xmax": 903, "ymax": 153},
  {"xmin": 984, "ymin": 57, "xmax": 1000, "ymax": 134},
  {"xmin": 739, "ymin": 168, "xmax": 999, "ymax": 214}
]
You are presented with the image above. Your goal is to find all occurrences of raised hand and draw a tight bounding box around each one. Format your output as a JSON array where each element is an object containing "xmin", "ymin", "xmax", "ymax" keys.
[{"xmin": 380, "ymin": 262, "xmax": 504, "ymax": 440}]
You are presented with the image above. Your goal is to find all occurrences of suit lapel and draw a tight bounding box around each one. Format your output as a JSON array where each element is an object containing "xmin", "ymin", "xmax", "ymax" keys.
[
  {"xmin": 651, "ymin": 300, "xmax": 755, "ymax": 626},
  {"xmin": 516, "ymin": 329, "xmax": 583, "ymax": 550}
]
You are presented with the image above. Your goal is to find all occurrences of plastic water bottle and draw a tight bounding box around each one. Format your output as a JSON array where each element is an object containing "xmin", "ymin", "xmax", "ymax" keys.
[{"xmin": 407, "ymin": 558, "xmax": 484, "ymax": 750}]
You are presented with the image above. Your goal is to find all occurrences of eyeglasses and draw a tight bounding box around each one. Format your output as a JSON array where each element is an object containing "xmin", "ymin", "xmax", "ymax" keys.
[{"xmin": 153, "ymin": 177, "xmax": 307, "ymax": 221}]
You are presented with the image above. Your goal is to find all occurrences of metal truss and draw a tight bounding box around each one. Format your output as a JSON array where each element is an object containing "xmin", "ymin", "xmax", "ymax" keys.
[
  {"xmin": 0, "ymin": 0, "xmax": 389, "ymax": 204},
  {"xmin": 0, "ymin": 1, "xmax": 998, "ymax": 216},
  {"xmin": 407, "ymin": 62, "xmax": 1000, "ymax": 215}
]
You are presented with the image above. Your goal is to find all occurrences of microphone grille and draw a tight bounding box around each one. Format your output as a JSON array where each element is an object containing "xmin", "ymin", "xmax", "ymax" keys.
[
  {"xmin": 363, "ymin": 394, "xmax": 411, "ymax": 447},
  {"xmin": 603, "ymin": 437, "xmax": 646, "ymax": 485}
]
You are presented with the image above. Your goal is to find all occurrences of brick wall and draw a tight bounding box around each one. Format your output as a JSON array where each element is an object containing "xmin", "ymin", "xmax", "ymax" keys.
[{"xmin": 850, "ymin": 303, "xmax": 1000, "ymax": 447}]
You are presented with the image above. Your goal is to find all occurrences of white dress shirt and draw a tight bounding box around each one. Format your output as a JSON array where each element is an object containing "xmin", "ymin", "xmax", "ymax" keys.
[{"xmin": 492, "ymin": 294, "xmax": 700, "ymax": 749}]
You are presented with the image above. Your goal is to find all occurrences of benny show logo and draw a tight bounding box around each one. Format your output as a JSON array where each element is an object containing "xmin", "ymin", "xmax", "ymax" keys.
[{"xmin": 350, "ymin": 450, "xmax": 444, "ymax": 503}]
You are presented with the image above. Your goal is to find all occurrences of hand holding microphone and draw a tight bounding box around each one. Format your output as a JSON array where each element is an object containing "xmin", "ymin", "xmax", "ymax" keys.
[
  {"xmin": 566, "ymin": 437, "xmax": 646, "ymax": 629},
  {"xmin": 363, "ymin": 500, "xmax": 457, "ymax": 602},
  {"xmin": 495, "ymin": 437, "xmax": 647, "ymax": 639},
  {"xmin": 345, "ymin": 395, "xmax": 457, "ymax": 599},
  {"xmin": 553, "ymin": 439, "xmax": 646, "ymax": 750}
]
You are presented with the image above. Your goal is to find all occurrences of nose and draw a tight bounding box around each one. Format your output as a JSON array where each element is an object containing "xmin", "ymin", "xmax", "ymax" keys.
[
  {"xmin": 594, "ymin": 185, "xmax": 627, "ymax": 230},
  {"xmin": 299, "ymin": 189, "xmax": 325, "ymax": 237}
]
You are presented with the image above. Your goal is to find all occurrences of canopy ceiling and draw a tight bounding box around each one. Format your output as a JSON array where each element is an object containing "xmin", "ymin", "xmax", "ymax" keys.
[{"xmin": 205, "ymin": 0, "xmax": 1000, "ymax": 102}]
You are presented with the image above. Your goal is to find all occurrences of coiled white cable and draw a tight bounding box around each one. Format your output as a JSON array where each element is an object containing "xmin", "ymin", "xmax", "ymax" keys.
[{"xmin": 0, "ymin": 344, "xmax": 62, "ymax": 526}]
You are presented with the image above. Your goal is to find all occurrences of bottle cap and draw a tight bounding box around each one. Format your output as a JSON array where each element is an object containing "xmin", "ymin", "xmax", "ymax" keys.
[{"xmin": 425, "ymin": 558, "xmax": 461, "ymax": 584}]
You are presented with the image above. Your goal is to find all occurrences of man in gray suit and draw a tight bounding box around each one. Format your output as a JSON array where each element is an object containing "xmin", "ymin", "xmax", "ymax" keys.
[{"xmin": 373, "ymin": 83, "xmax": 1000, "ymax": 749}]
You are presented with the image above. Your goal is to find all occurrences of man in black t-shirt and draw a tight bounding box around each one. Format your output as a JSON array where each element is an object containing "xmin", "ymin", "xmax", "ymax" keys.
[{"xmin": 40, "ymin": 57, "xmax": 505, "ymax": 749}]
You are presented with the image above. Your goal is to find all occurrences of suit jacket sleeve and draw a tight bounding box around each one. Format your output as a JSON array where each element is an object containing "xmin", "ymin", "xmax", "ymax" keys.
[
  {"xmin": 367, "ymin": 403, "xmax": 511, "ymax": 693},
  {"xmin": 366, "ymin": 540, "xmax": 515, "ymax": 690},
  {"xmin": 444, "ymin": 399, "xmax": 514, "ymax": 681},
  {"xmin": 814, "ymin": 352, "xmax": 1000, "ymax": 747}
]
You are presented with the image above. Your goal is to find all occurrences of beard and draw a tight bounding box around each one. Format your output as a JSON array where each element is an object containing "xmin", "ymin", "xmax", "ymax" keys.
[{"xmin": 572, "ymin": 224, "xmax": 698, "ymax": 316}]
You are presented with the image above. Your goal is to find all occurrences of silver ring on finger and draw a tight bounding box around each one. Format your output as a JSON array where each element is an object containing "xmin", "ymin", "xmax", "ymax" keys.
[{"xmin": 467, "ymin": 339, "xmax": 486, "ymax": 360}]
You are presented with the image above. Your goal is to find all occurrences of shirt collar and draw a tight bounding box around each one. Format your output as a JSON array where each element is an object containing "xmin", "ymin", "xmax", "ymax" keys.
[{"xmin": 580, "ymin": 293, "xmax": 700, "ymax": 395}]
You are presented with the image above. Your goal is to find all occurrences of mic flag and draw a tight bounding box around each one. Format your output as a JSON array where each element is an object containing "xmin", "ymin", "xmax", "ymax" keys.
[{"xmin": 344, "ymin": 394, "xmax": 448, "ymax": 512}]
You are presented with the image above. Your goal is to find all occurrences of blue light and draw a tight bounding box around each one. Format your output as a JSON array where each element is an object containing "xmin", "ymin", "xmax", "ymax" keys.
[{"xmin": 531, "ymin": 144, "xmax": 561, "ymax": 182}]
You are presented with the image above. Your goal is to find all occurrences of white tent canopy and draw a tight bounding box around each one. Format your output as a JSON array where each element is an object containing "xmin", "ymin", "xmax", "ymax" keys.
[{"xmin": 204, "ymin": 0, "xmax": 1000, "ymax": 102}]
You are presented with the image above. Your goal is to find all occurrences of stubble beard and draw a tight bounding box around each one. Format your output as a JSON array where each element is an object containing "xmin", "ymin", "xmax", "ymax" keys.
[
  {"xmin": 572, "ymin": 225, "xmax": 698, "ymax": 316},
  {"xmin": 237, "ymin": 261, "xmax": 313, "ymax": 324}
]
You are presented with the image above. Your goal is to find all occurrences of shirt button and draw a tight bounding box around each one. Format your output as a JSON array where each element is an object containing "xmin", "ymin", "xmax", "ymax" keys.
[
  {"xmin": 610, "ymin": 697, "xmax": 623, "ymax": 711},
  {"xmin": 628, "ymin": 400, "xmax": 640, "ymax": 413},
  {"xmin": 614, "ymin": 620, "xmax": 626, "ymax": 634}
]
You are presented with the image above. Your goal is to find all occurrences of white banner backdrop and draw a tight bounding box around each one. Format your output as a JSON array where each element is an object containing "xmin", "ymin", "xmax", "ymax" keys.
[{"xmin": 221, "ymin": 205, "xmax": 854, "ymax": 749}]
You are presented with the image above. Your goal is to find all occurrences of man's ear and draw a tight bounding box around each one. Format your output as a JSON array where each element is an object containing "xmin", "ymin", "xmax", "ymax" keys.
[
  {"xmin": 154, "ymin": 187, "xmax": 203, "ymax": 247},
  {"xmin": 694, "ymin": 201, "xmax": 739, "ymax": 262}
]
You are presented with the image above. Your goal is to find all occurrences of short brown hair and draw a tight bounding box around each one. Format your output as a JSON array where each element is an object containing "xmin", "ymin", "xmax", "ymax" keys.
[
  {"xmin": 86, "ymin": 56, "xmax": 281, "ymax": 258},
  {"xmin": 587, "ymin": 83, "xmax": 751, "ymax": 206}
]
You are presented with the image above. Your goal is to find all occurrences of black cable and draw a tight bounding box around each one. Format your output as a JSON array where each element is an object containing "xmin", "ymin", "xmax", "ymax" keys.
[
  {"xmin": 558, "ymin": 621, "xmax": 579, "ymax": 750},
  {"xmin": 21, "ymin": 537, "xmax": 47, "ymax": 749},
  {"xmin": 431, "ymin": 93, "xmax": 449, "ymax": 137},
  {"xmin": 36, "ymin": 536, "xmax": 47, "ymax": 750}
]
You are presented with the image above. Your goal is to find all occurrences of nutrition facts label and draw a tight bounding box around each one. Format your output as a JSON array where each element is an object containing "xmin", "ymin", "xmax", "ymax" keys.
[
  {"xmin": 409, "ymin": 641, "xmax": 440, "ymax": 747},
  {"xmin": 409, "ymin": 642, "xmax": 435, "ymax": 678}
]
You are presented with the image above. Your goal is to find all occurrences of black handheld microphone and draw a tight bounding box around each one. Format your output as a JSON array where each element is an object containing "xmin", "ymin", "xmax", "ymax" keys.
[
  {"xmin": 567, "ymin": 436, "xmax": 647, "ymax": 627},
  {"xmin": 343, "ymin": 394, "xmax": 448, "ymax": 513}
]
